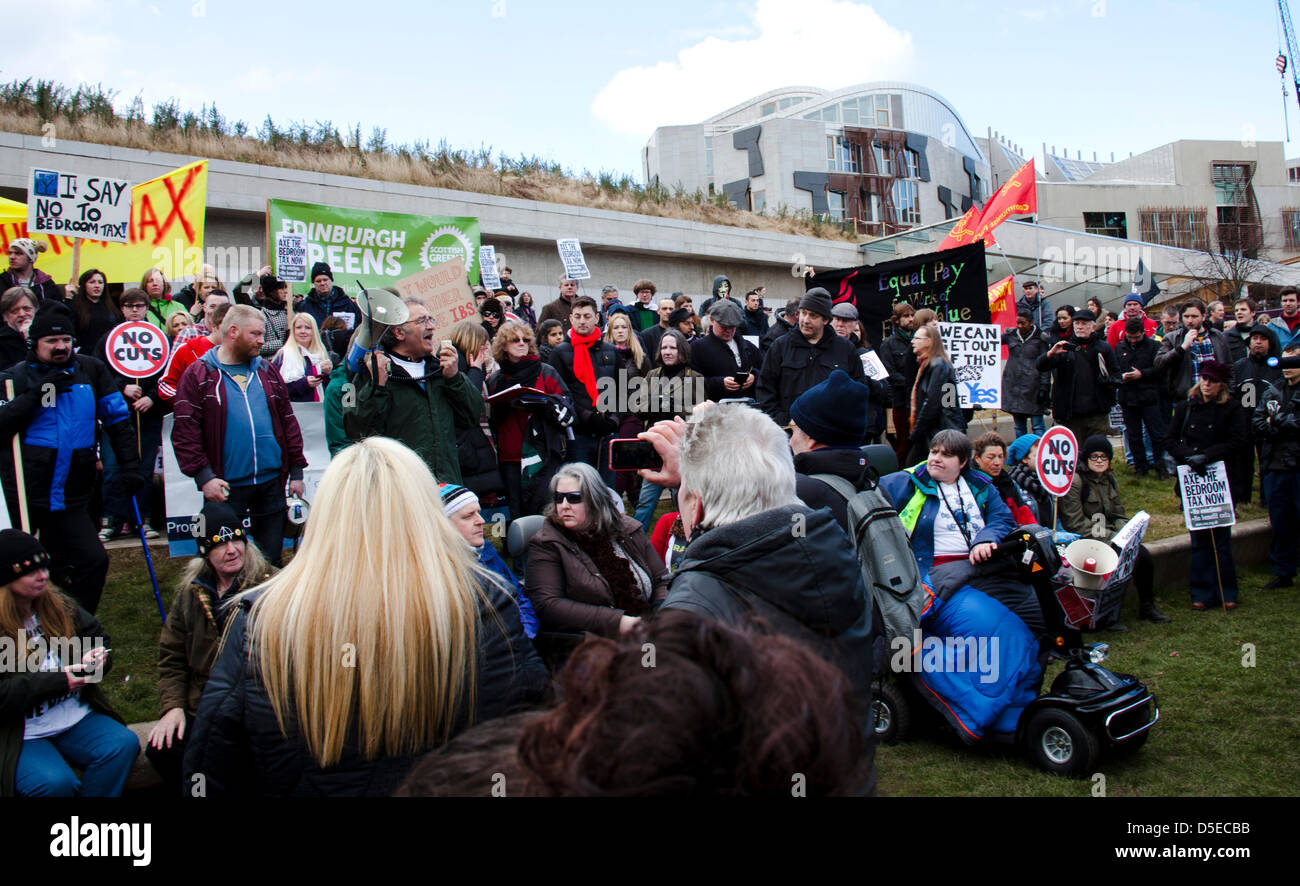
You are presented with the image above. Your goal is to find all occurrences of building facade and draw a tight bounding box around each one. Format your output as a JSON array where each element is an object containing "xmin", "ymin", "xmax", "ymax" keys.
[{"xmin": 644, "ymin": 82, "xmax": 991, "ymax": 237}]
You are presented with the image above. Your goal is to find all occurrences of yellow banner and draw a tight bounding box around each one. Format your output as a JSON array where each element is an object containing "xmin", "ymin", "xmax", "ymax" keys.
[{"xmin": 0, "ymin": 160, "xmax": 208, "ymax": 285}]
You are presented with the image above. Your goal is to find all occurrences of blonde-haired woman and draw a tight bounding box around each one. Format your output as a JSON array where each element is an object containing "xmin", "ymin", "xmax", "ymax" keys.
[
  {"xmin": 906, "ymin": 324, "xmax": 966, "ymax": 464},
  {"xmin": 183, "ymin": 436, "xmax": 547, "ymax": 796},
  {"xmin": 273, "ymin": 312, "xmax": 333, "ymax": 403},
  {"xmin": 604, "ymin": 311, "xmax": 649, "ymax": 503}
]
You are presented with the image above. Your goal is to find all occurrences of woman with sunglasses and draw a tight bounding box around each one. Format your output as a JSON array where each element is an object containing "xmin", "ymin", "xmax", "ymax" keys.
[
  {"xmin": 486, "ymin": 320, "xmax": 574, "ymax": 518},
  {"xmin": 525, "ymin": 463, "xmax": 669, "ymax": 638}
]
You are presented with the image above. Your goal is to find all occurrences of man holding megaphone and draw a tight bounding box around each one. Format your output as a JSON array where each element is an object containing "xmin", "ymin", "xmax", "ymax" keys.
[{"xmin": 344, "ymin": 297, "xmax": 482, "ymax": 485}]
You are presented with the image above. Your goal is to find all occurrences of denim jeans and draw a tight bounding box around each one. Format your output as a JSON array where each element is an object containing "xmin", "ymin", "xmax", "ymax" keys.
[
  {"xmin": 1262, "ymin": 471, "xmax": 1300, "ymax": 579},
  {"xmin": 16, "ymin": 710, "xmax": 139, "ymax": 797},
  {"xmin": 101, "ymin": 417, "xmax": 162, "ymax": 526},
  {"xmin": 635, "ymin": 480, "xmax": 666, "ymax": 533},
  {"xmin": 1012, "ymin": 413, "xmax": 1046, "ymax": 438}
]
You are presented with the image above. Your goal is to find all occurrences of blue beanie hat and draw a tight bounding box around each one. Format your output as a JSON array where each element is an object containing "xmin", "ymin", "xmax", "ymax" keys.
[
  {"xmin": 1007, "ymin": 433, "xmax": 1041, "ymax": 464},
  {"xmin": 438, "ymin": 482, "xmax": 478, "ymax": 518},
  {"xmin": 789, "ymin": 369, "xmax": 870, "ymax": 446}
]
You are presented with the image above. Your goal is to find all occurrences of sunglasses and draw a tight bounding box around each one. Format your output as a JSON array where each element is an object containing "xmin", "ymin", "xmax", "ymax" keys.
[
  {"xmin": 507, "ymin": 336, "xmax": 532, "ymax": 344},
  {"xmin": 553, "ymin": 491, "xmax": 583, "ymax": 505}
]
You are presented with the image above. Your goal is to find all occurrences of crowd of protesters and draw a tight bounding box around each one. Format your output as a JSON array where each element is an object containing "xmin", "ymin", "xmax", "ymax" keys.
[{"xmin": 1, "ymin": 230, "xmax": 1297, "ymax": 798}]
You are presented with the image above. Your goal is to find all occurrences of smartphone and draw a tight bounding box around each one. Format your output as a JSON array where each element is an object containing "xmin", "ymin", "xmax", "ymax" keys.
[
  {"xmin": 732, "ymin": 371, "xmax": 749, "ymax": 385},
  {"xmin": 608, "ymin": 438, "xmax": 663, "ymax": 472},
  {"xmin": 1062, "ymin": 341, "xmax": 1079, "ymax": 351}
]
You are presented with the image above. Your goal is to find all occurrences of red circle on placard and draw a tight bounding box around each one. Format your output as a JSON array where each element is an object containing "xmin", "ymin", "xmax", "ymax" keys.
[
  {"xmin": 104, "ymin": 321, "xmax": 170, "ymax": 378},
  {"xmin": 1036, "ymin": 426, "xmax": 1079, "ymax": 497}
]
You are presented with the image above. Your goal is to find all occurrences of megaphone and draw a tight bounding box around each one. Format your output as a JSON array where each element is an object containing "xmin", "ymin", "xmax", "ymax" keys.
[
  {"xmin": 1063, "ymin": 539, "xmax": 1119, "ymax": 591},
  {"xmin": 347, "ymin": 283, "xmax": 410, "ymax": 372}
]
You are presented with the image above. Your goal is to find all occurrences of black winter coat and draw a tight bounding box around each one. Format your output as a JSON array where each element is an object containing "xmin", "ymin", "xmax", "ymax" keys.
[
  {"xmin": 1000, "ymin": 327, "xmax": 1050, "ymax": 415},
  {"xmin": 760, "ymin": 314, "xmax": 796, "ymax": 353},
  {"xmin": 742, "ymin": 307, "xmax": 770, "ymax": 339},
  {"xmin": 661, "ymin": 504, "xmax": 875, "ymax": 732},
  {"xmin": 1163, "ymin": 394, "xmax": 1248, "ymax": 467},
  {"xmin": 756, "ymin": 328, "xmax": 867, "ymax": 426},
  {"xmin": 1037, "ymin": 336, "xmax": 1118, "ymax": 420},
  {"xmin": 1233, "ymin": 353, "xmax": 1282, "ymax": 417},
  {"xmin": 1253, "ymin": 380, "xmax": 1300, "ymax": 472},
  {"xmin": 794, "ymin": 446, "xmax": 879, "ymax": 530},
  {"xmin": 690, "ymin": 332, "xmax": 762, "ymax": 401},
  {"xmin": 879, "ymin": 331, "xmax": 917, "ymax": 408},
  {"xmin": 183, "ymin": 582, "xmax": 549, "ymax": 797},
  {"xmin": 0, "ymin": 326, "xmax": 26, "ymax": 371},
  {"xmin": 1113, "ymin": 335, "xmax": 1161, "ymax": 408},
  {"xmin": 547, "ymin": 338, "xmax": 618, "ymax": 435},
  {"xmin": 910, "ymin": 358, "xmax": 965, "ymax": 445}
]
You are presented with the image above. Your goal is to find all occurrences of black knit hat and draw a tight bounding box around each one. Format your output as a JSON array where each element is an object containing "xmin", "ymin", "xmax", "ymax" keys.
[
  {"xmin": 311, "ymin": 261, "xmax": 333, "ymax": 282},
  {"xmin": 0, "ymin": 529, "xmax": 52, "ymax": 581},
  {"xmin": 195, "ymin": 501, "xmax": 248, "ymax": 556},
  {"xmin": 668, "ymin": 307, "xmax": 693, "ymax": 326},
  {"xmin": 28, "ymin": 301, "xmax": 76, "ymax": 342},
  {"xmin": 800, "ymin": 287, "xmax": 833, "ymax": 320},
  {"xmin": 790, "ymin": 370, "xmax": 869, "ymax": 446},
  {"xmin": 1081, "ymin": 435, "xmax": 1113, "ymax": 462}
]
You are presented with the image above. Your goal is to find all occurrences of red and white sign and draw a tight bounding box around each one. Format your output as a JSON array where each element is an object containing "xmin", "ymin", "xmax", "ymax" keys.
[
  {"xmin": 1036, "ymin": 426, "xmax": 1078, "ymax": 497},
  {"xmin": 104, "ymin": 321, "xmax": 170, "ymax": 378}
]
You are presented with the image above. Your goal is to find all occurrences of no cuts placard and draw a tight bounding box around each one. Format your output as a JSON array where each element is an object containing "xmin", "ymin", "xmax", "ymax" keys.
[
  {"xmin": 104, "ymin": 322, "xmax": 170, "ymax": 378},
  {"xmin": 1036, "ymin": 426, "xmax": 1078, "ymax": 497}
]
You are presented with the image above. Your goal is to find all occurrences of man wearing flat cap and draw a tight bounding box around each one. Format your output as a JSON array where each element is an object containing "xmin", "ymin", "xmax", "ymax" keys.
[
  {"xmin": 691, "ymin": 299, "xmax": 763, "ymax": 401},
  {"xmin": 1037, "ymin": 308, "xmax": 1120, "ymax": 443},
  {"xmin": 756, "ymin": 288, "xmax": 866, "ymax": 426}
]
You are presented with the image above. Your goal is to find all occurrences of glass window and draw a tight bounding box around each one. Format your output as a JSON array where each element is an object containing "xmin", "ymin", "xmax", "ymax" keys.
[
  {"xmin": 901, "ymin": 148, "xmax": 919, "ymax": 179},
  {"xmin": 893, "ymin": 180, "xmax": 920, "ymax": 225},
  {"xmin": 872, "ymin": 141, "xmax": 892, "ymax": 176},
  {"xmin": 827, "ymin": 190, "xmax": 846, "ymax": 220},
  {"xmin": 752, "ymin": 190, "xmax": 766, "ymax": 213},
  {"xmin": 1213, "ymin": 164, "xmax": 1248, "ymax": 207},
  {"xmin": 875, "ymin": 94, "xmax": 891, "ymax": 126},
  {"xmin": 823, "ymin": 104, "xmax": 839, "ymax": 123},
  {"xmin": 1284, "ymin": 209, "xmax": 1300, "ymax": 248},
  {"xmin": 761, "ymin": 101, "xmax": 777, "ymax": 116},
  {"xmin": 842, "ymin": 101, "xmax": 858, "ymax": 125},
  {"xmin": 705, "ymin": 136, "xmax": 713, "ymax": 177},
  {"xmin": 1082, "ymin": 212, "xmax": 1128, "ymax": 238}
]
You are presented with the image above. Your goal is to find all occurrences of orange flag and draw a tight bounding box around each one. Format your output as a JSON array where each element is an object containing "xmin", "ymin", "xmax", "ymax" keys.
[{"xmin": 938, "ymin": 158, "xmax": 1036, "ymax": 251}]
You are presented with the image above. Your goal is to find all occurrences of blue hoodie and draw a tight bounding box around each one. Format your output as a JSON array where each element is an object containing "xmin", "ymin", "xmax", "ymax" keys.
[{"xmin": 477, "ymin": 541, "xmax": 538, "ymax": 639}]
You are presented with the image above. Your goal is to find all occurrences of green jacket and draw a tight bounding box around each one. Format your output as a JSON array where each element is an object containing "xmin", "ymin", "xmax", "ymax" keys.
[
  {"xmin": 1059, "ymin": 470, "xmax": 1126, "ymax": 539},
  {"xmin": 1, "ymin": 603, "xmax": 124, "ymax": 797},
  {"xmin": 323, "ymin": 363, "xmax": 352, "ymax": 458},
  {"xmin": 343, "ymin": 351, "xmax": 483, "ymax": 483}
]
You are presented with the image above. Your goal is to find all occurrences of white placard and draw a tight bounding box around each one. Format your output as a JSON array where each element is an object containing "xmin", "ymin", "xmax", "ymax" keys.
[
  {"xmin": 1036, "ymin": 425, "xmax": 1078, "ymax": 497},
  {"xmin": 275, "ymin": 232, "xmax": 308, "ymax": 282},
  {"xmin": 104, "ymin": 321, "xmax": 170, "ymax": 379},
  {"xmin": 1101, "ymin": 510, "xmax": 1150, "ymax": 591},
  {"xmin": 861, "ymin": 349, "xmax": 890, "ymax": 381},
  {"xmin": 479, "ymin": 245, "xmax": 501, "ymax": 290},
  {"xmin": 1178, "ymin": 461, "xmax": 1235, "ymax": 531},
  {"xmin": 556, "ymin": 238, "xmax": 591, "ymax": 280},
  {"xmin": 28, "ymin": 167, "xmax": 131, "ymax": 243},
  {"xmin": 938, "ymin": 322, "xmax": 1001, "ymax": 408},
  {"xmin": 162, "ymin": 403, "xmax": 329, "ymax": 557}
]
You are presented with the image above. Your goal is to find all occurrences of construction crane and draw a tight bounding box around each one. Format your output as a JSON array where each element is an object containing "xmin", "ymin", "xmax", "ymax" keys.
[{"xmin": 1279, "ymin": 0, "xmax": 1300, "ymax": 138}]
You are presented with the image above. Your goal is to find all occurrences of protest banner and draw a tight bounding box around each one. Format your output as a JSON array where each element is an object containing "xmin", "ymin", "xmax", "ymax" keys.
[
  {"xmin": 557, "ymin": 238, "xmax": 591, "ymax": 280},
  {"xmin": 479, "ymin": 245, "xmax": 501, "ymax": 290},
  {"xmin": 161, "ymin": 403, "xmax": 329, "ymax": 557},
  {"xmin": 0, "ymin": 160, "xmax": 208, "ymax": 282},
  {"xmin": 28, "ymin": 168, "xmax": 132, "ymax": 243},
  {"xmin": 937, "ymin": 322, "xmax": 1001, "ymax": 408},
  {"xmin": 275, "ymin": 232, "xmax": 309, "ymax": 282},
  {"xmin": 1036, "ymin": 426, "xmax": 1078, "ymax": 497},
  {"xmin": 1178, "ymin": 461, "xmax": 1235, "ymax": 531},
  {"xmin": 266, "ymin": 199, "xmax": 481, "ymax": 291},
  {"xmin": 808, "ymin": 241, "xmax": 989, "ymax": 348},
  {"xmin": 1102, "ymin": 511, "xmax": 1150, "ymax": 592},
  {"xmin": 394, "ymin": 256, "xmax": 477, "ymax": 334},
  {"xmin": 103, "ymin": 322, "xmax": 169, "ymax": 379}
]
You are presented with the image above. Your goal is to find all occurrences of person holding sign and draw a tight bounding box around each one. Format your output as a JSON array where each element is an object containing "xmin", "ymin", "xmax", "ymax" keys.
[
  {"xmin": 0, "ymin": 239, "xmax": 63, "ymax": 304},
  {"xmin": 1059, "ymin": 436, "xmax": 1170, "ymax": 626},
  {"xmin": 1162, "ymin": 360, "xmax": 1247, "ymax": 610},
  {"xmin": 0, "ymin": 302, "xmax": 142, "ymax": 613}
]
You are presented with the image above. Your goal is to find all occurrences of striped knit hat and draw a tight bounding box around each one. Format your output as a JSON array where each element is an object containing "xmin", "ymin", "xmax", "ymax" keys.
[{"xmin": 438, "ymin": 483, "xmax": 479, "ymax": 518}]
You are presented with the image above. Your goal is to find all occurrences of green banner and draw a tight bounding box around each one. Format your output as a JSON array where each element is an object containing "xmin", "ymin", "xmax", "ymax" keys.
[{"xmin": 266, "ymin": 198, "xmax": 481, "ymax": 290}]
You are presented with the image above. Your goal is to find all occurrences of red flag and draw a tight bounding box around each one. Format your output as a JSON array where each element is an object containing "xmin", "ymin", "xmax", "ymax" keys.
[
  {"xmin": 988, "ymin": 274, "xmax": 1016, "ymax": 358},
  {"xmin": 938, "ymin": 158, "xmax": 1037, "ymax": 251}
]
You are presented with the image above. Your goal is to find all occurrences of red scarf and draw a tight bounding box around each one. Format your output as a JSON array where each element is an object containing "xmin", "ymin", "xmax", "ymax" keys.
[{"xmin": 568, "ymin": 326, "xmax": 602, "ymax": 403}]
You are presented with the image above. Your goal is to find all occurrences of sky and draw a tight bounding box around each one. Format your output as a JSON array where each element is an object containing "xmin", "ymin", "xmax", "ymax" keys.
[{"xmin": 3, "ymin": 0, "xmax": 1295, "ymax": 178}]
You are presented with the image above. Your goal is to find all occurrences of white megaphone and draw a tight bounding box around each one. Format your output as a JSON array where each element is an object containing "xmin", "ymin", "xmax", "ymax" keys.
[
  {"xmin": 1063, "ymin": 538, "xmax": 1119, "ymax": 591},
  {"xmin": 346, "ymin": 283, "xmax": 410, "ymax": 373}
]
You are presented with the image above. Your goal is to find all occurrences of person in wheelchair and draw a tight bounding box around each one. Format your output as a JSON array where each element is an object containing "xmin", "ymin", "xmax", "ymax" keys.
[
  {"xmin": 525, "ymin": 463, "xmax": 669, "ymax": 638},
  {"xmin": 880, "ymin": 429, "xmax": 1044, "ymax": 635}
]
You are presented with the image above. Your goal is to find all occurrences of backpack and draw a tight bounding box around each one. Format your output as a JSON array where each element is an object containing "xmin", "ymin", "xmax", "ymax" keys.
[{"xmin": 811, "ymin": 472, "xmax": 934, "ymax": 645}]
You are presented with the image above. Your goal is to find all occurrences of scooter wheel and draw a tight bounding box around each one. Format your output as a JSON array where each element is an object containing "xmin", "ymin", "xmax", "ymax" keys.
[
  {"xmin": 872, "ymin": 682, "xmax": 912, "ymax": 744},
  {"xmin": 1026, "ymin": 708, "xmax": 1100, "ymax": 777}
]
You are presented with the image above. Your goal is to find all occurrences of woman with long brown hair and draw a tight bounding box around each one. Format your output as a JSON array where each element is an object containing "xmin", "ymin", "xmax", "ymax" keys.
[
  {"xmin": 906, "ymin": 324, "xmax": 965, "ymax": 464},
  {"xmin": 70, "ymin": 268, "xmax": 120, "ymax": 349},
  {"xmin": 183, "ymin": 436, "xmax": 547, "ymax": 796},
  {"xmin": 0, "ymin": 530, "xmax": 137, "ymax": 796}
]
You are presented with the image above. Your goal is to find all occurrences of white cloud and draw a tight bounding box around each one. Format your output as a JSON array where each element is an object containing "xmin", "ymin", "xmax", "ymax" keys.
[{"xmin": 592, "ymin": 0, "xmax": 914, "ymax": 138}]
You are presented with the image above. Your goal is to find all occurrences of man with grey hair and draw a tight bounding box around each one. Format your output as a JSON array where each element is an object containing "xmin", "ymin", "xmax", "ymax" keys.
[
  {"xmin": 598, "ymin": 284, "xmax": 625, "ymax": 328},
  {"xmin": 644, "ymin": 402, "xmax": 877, "ymax": 789}
]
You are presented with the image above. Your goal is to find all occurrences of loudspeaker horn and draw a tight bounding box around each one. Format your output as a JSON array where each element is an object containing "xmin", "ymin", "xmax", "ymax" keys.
[
  {"xmin": 347, "ymin": 284, "xmax": 410, "ymax": 372},
  {"xmin": 1063, "ymin": 538, "xmax": 1119, "ymax": 591}
]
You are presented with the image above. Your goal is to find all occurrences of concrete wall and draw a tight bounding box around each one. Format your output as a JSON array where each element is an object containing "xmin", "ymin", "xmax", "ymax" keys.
[{"xmin": 0, "ymin": 130, "xmax": 862, "ymax": 311}]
